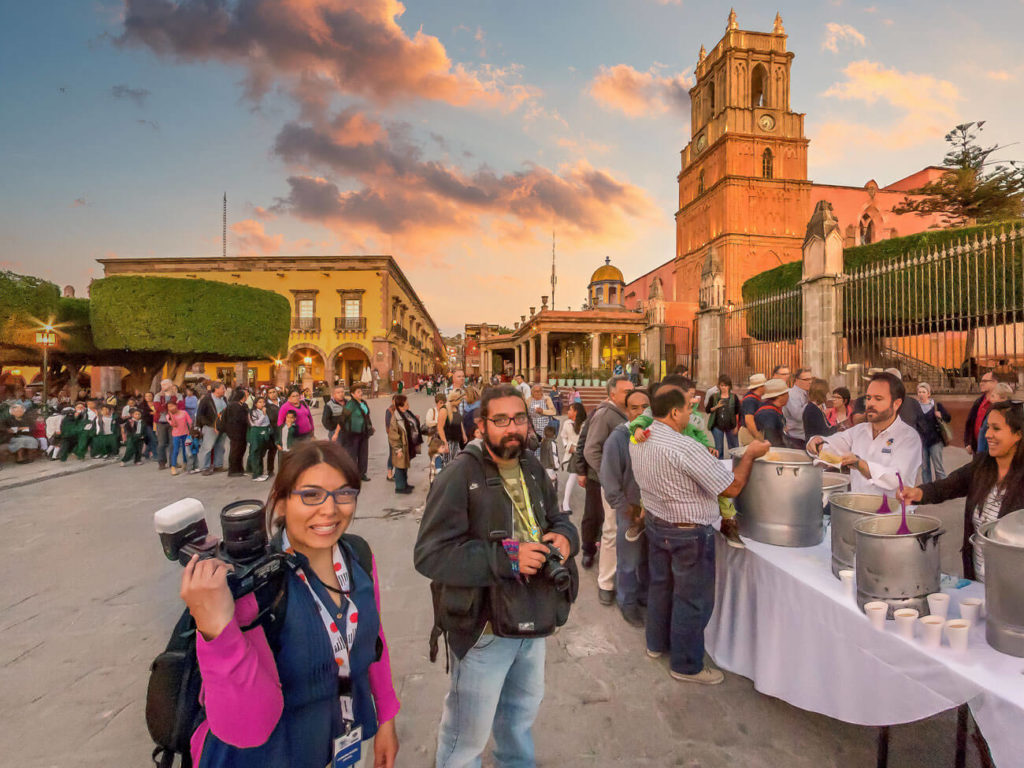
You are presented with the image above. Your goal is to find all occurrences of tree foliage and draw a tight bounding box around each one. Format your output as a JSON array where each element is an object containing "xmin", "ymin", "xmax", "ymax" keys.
[
  {"xmin": 89, "ymin": 276, "xmax": 290, "ymax": 359},
  {"xmin": 893, "ymin": 122, "xmax": 1024, "ymax": 225},
  {"xmin": 0, "ymin": 270, "xmax": 61, "ymax": 347}
]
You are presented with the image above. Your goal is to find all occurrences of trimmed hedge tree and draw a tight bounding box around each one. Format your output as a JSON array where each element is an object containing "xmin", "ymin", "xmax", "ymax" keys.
[
  {"xmin": 0, "ymin": 270, "xmax": 61, "ymax": 347},
  {"xmin": 89, "ymin": 276, "xmax": 290, "ymax": 359}
]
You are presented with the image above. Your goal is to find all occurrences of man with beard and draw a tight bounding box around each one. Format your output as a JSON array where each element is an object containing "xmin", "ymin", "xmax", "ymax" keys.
[
  {"xmin": 807, "ymin": 371, "xmax": 922, "ymax": 494},
  {"xmin": 415, "ymin": 384, "xmax": 579, "ymax": 768}
]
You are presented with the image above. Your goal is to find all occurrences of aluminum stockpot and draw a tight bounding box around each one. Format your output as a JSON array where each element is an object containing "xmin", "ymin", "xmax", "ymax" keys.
[
  {"xmin": 822, "ymin": 473, "xmax": 851, "ymax": 511},
  {"xmin": 732, "ymin": 447, "xmax": 824, "ymax": 547},
  {"xmin": 829, "ymin": 493, "xmax": 895, "ymax": 578},
  {"xmin": 974, "ymin": 519, "xmax": 1024, "ymax": 657},
  {"xmin": 854, "ymin": 514, "xmax": 944, "ymax": 618}
]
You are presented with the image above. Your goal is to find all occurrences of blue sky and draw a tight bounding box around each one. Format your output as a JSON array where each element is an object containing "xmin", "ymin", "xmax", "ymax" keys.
[{"xmin": 2, "ymin": 0, "xmax": 1022, "ymax": 333}]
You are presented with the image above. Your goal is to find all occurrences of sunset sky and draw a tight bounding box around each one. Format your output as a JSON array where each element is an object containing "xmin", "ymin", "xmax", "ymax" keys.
[{"xmin": 2, "ymin": 0, "xmax": 1022, "ymax": 333}]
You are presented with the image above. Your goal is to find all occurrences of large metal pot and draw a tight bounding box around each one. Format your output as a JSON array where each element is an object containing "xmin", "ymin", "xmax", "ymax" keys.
[
  {"xmin": 974, "ymin": 515, "xmax": 1024, "ymax": 657},
  {"xmin": 829, "ymin": 493, "xmax": 895, "ymax": 577},
  {"xmin": 732, "ymin": 448, "xmax": 824, "ymax": 547},
  {"xmin": 854, "ymin": 514, "xmax": 944, "ymax": 617}
]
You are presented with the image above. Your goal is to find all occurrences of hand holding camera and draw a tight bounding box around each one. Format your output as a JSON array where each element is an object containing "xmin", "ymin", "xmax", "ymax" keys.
[{"xmin": 180, "ymin": 554, "xmax": 235, "ymax": 641}]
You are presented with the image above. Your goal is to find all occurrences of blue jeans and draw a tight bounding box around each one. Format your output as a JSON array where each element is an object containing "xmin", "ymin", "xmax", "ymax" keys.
[
  {"xmin": 170, "ymin": 435, "xmax": 188, "ymax": 468},
  {"xmin": 436, "ymin": 635, "xmax": 545, "ymax": 768},
  {"xmin": 711, "ymin": 427, "xmax": 738, "ymax": 457},
  {"xmin": 645, "ymin": 516, "xmax": 716, "ymax": 675},
  {"xmin": 614, "ymin": 505, "xmax": 648, "ymax": 609},
  {"xmin": 921, "ymin": 442, "xmax": 946, "ymax": 484}
]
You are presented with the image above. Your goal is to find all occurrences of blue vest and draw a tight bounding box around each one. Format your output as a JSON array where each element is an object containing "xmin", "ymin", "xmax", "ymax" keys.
[{"xmin": 198, "ymin": 539, "xmax": 381, "ymax": 768}]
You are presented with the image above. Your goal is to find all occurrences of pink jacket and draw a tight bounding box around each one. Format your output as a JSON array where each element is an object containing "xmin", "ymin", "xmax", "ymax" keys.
[{"xmin": 189, "ymin": 556, "xmax": 400, "ymax": 763}]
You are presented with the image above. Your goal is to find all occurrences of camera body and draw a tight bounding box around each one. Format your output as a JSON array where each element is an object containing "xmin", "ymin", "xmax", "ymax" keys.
[
  {"xmin": 539, "ymin": 542, "xmax": 571, "ymax": 592},
  {"xmin": 154, "ymin": 498, "xmax": 287, "ymax": 598}
]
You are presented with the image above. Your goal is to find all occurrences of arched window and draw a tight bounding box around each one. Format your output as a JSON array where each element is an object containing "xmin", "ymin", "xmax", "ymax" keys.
[
  {"xmin": 697, "ymin": 169, "xmax": 706, "ymax": 195},
  {"xmin": 751, "ymin": 64, "xmax": 767, "ymax": 108},
  {"xmin": 859, "ymin": 213, "xmax": 876, "ymax": 245},
  {"xmin": 708, "ymin": 82, "xmax": 715, "ymax": 120},
  {"xmin": 595, "ymin": 286, "xmax": 604, "ymax": 304},
  {"xmin": 762, "ymin": 148, "xmax": 773, "ymax": 179}
]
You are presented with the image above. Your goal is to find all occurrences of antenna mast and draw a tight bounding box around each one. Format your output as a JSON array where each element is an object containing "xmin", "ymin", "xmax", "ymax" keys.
[
  {"xmin": 222, "ymin": 192, "xmax": 227, "ymax": 258},
  {"xmin": 550, "ymin": 229, "xmax": 557, "ymax": 309}
]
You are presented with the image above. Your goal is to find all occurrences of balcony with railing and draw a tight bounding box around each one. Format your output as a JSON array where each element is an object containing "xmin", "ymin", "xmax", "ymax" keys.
[
  {"xmin": 334, "ymin": 316, "xmax": 367, "ymax": 333},
  {"xmin": 291, "ymin": 316, "xmax": 321, "ymax": 333}
]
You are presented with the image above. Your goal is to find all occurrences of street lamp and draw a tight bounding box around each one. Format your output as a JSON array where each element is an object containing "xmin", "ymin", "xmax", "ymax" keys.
[{"xmin": 36, "ymin": 323, "xmax": 56, "ymax": 416}]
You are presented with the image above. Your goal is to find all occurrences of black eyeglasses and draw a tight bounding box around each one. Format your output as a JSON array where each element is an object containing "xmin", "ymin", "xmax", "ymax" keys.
[
  {"xmin": 486, "ymin": 413, "xmax": 529, "ymax": 427},
  {"xmin": 291, "ymin": 488, "xmax": 360, "ymax": 506}
]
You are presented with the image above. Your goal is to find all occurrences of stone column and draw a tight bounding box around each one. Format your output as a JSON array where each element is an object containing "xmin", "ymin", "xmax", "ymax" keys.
[
  {"xmin": 591, "ymin": 333, "xmax": 601, "ymax": 371},
  {"xmin": 539, "ymin": 332, "xmax": 549, "ymax": 384},
  {"xmin": 525, "ymin": 338, "xmax": 533, "ymax": 382},
  {"xmin": 275, "ymin": 362, "xmax": 291, "ymax": 389},
  {"xmin": 696, "ymin": 308, "xmax": 726, "ymax": 390},
  {"xmin": 234, "ymin": 362, "xmax": 248, "ymax": 389},
  {"xmin": 800, "ymin": 200, "xmax": 845, "ymax": 380},
  {"xmin": 514, "ymin": 344, "xmax": 521, "ymax": 375}
]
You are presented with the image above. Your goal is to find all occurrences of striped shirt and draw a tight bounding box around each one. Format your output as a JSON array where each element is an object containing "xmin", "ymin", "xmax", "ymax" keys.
[
  {"xmin": 972, "ymin": 486, "xmax": 1005, "ymax": 582},
  {"xmin": 629, "ymin": 420, "xmax": 735, "ymax": 525}
]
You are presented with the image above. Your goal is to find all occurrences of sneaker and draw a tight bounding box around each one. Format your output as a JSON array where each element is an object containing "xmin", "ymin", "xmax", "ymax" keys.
[
  {"xmin": 120, "ymin": 461, "xmax": 129, "ymax": 467},
  {"xmin": 170, "ymin": 467, "xmax": 178, "ymax": 476},
  {"xmin": 670, "ymin": 665, "xmax": 725, "ymax": 686},
  {"xmin": 201, "ymin": 469, "xmax": 214, "ymax": 476},
  {"xmin": 645, "ymin": 648, "xmax": 663, "ymax": 659},
  {"xmin": 719, "ymin": 518, "xmax": 745, "ymax": 549},
  {"xmin": 189, "ymin": 468, "xmax": 202, "ymax": 474},
  {"xmin": 624, "ymin": 521, "xmax": 645, "ymax": 543},
  {"xmin": 254, "ymin": 474, "xmax": 269, "ymax": 482}
]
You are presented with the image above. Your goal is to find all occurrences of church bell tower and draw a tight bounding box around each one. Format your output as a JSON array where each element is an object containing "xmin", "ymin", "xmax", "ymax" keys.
[{"xmin": 675, "ymin": 10, "xmax": 811, "ymax": 310}]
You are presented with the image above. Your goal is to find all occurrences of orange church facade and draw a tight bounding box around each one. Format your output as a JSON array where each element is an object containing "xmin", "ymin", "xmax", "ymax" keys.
[{"xmin": 625, "ymin": 11, "xmax": 947, "ymax": 327}]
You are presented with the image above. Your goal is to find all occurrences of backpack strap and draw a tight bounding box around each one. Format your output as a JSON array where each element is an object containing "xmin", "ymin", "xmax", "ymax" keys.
[{"xmin": 340, "ymin": 533, "xmax": 374, "ymax": 577}]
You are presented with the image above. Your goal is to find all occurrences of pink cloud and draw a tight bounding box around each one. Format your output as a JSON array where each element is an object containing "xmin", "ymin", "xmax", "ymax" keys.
[
  {"xmin": 117, "ymin": 0, "xmax": 535, "ymax": 113},
  {"xmin": 822, "ymin": 23, "xmax": 866, "ymax": 53},
  {"xmin": 589, "ymin": 64, "xmax": 692, "ymax": 118},
  {"xmin": 230, "ymin": 219, "xmax": 284, "ymax": 255}
]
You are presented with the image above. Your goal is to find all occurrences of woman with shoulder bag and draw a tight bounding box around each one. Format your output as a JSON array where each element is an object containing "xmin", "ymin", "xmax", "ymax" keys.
[
  {"xmin": 180, "ymin": 440, "xmax": 400, "ymax": 768},
  {"xmin": 916, "ymin": 382, "xmax": 952, "ymax": 483},
  {"xmin": 706, "ymin": 375, "xmax": 740, "ymax": 457}
]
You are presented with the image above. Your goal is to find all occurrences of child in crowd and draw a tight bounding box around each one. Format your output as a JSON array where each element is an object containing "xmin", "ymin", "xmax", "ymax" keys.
[
  {"xmin": 90, "ymin": 405, "xmax": 119, "ymax": 459},
  {"xmin": 44, "ymin": 409, "xmax": 63, "ymax": 459},
  {"xmin": 185, "ymin": 428, "xmax": 202, "ymax": 473},
  {"xmin": 121, "ymin": 409, "xmax": 145, "ymax": 466},
  {"xmin": 166, "ymin": 400, "xmax": 192, "ymax": 475},
  {"xmin": 539, "ymin": 423, "xmax": 559, "ymax": 489},
  {"xmin": 276, "ymin": 410, "xmax": 298, "ymax": 457},
  {"xmin": 32, "ymin": 414, "xmax": 48, "ymax": 453},
  {"xmin": 247, "ymin": 396, "xmax": 272, "ymax": 482}
]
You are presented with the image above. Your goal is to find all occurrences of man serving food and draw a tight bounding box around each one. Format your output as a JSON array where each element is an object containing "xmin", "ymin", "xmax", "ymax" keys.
[{"xmin": 806, "ymin": 371, "xmax": 922, "ymax": 494}]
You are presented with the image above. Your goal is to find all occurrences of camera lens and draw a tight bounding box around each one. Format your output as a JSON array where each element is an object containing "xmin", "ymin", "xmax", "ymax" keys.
[{"xmin": 220, "ymin": 500, "xmax": 267, "ymax": 564}]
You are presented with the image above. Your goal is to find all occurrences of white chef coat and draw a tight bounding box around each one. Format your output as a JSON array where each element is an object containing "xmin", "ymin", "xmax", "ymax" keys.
[{"xmin": 817, "ymin": 417, "xmax": 922, "ymax": 494}]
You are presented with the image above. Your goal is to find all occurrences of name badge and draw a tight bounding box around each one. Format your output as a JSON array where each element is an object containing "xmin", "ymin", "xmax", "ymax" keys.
[
  {"xmin": 331, "ymin": 725, "xmax": 362, "ymax": 768},
  {"xmin": 881, "ymin": 448, "xmax": 892, "ymax": 455}
]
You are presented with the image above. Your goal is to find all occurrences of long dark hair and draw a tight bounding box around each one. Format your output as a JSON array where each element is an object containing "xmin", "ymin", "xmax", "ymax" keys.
[
  {"xmin": 966, "ymin": 402, "xmax": 1024, "ymax": 515},
  {"xmin": 266, "ymin": 440, "xmax": 360, "ymax": 533},
  {"xmin": 568, "ymin": 401, "xmax": 587, "ymax": 432}
]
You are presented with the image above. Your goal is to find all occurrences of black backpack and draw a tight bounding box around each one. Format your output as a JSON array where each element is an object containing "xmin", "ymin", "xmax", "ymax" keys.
[{"xmin": 145, "ymin": 535, "xmax": 374, "ymax": 768}]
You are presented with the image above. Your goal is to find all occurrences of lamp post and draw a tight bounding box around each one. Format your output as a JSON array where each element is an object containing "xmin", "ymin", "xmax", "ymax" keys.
[{"xmin": 36, "ymin": 324, "xmax": 56, "ymax": 416}]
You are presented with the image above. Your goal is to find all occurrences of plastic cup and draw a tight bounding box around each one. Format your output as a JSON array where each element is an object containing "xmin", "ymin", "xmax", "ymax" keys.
[
  {"xmin": 927, "ymin": 593, "xmax": 950, "ymax": 619},
  {"xmin": 839, "ymin": 569, "xmax": 855, "ymax": 600},
  {"xmin": 864, "ymin": 601, "xmax": 888, "ymax": 630},
  {"xmin": 894, "ymin": 608, "xmax": 919, "ymax": 640},
  {"xmin": 919, "ymin": 615, "xmax": 944, "ymax": 648},
  {"xmin": 959, "ymin": 598, "xmax": 983, "ymax": 625},
  {"xmin": 945, "ymin": 619, "xmax": 970, "ymax": 652}
]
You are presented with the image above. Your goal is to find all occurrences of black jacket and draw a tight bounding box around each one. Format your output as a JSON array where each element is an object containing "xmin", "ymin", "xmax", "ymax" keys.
[
  {"xmin": 919, "ymin": 402, "xmax": 951, "ymax": 448},
  {"xmin": 195, "ymin": 394, "xmax": 219, "ymax": 429},
  {"xmin": 802, "ymin": 402, "xmax": 837, "ymax": 441},
  {"xmin": 322, "ymin": 397, "xmax": 348, "ymax": 435},
  {"xmin": 572, "ymin": 415, "xmax": 594, "ymax": 479},
  {"xmin": 221, "ymin": 401, "xmax": 249, "ymax": 440},
  {"xmin": 919, "ymin": 452, "xmax": 1024, "ymax": 580},
  {"xmin": 963, "ymin": 395, "xmax": 986, "ymax": 449},
  {"xmin": 413, "ymin": 442, "xmax": 580, "ymax": 659}
]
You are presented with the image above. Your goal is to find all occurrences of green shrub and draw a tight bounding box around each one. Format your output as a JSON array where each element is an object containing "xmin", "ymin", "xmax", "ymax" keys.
[
  {"xmin": 89, "ymin": 276, "xmax": 290, "ymax": 359},
  {"xmin": 0, "ymin": 271, "xmax": 61, "ymax": 347}
]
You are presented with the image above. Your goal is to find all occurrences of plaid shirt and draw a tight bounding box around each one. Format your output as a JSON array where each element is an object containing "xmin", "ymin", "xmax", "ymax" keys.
[{"xmin": 629, "ymin": 420, "xmax": 734, "ymax": 525}]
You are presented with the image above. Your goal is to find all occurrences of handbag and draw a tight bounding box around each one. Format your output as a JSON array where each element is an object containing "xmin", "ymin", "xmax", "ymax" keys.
[{"xmin": 938, "ymin": 418, "xmax": 953, "ymax": 446}]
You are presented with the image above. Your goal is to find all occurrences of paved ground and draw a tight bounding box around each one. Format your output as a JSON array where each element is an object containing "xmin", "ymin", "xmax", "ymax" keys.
[{"xmin": 0, "ymin": 392, "xmax": 984, "ymax": 767}]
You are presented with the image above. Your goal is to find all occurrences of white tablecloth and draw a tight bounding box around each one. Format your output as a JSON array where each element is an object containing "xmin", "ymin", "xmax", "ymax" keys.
[{"xmin": 704, "ymin": 534, "xmax": 1024, "ymax": 767}]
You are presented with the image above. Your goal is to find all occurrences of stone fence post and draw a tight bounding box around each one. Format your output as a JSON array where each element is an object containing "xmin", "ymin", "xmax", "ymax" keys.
[
  {"xmin": 800, "ymin": 201, "xmax": 844, "ymax": 380},
  {"xmin": 695, "ymin": 308, "xmax": 725, "ymax": 390}
]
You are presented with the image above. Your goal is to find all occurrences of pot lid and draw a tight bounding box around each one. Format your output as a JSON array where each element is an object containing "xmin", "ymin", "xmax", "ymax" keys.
[{"xmin": 991, "ymin": 509, "xmax": 1024, "ymax": 546}]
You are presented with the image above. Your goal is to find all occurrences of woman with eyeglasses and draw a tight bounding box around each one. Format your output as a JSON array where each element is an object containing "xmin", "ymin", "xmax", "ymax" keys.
[{"xmin": 180, "ymin": 440, "xmax": 400, "ymax": 768}]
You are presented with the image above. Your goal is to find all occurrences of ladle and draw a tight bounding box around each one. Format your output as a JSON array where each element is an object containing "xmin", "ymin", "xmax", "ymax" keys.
[{"xmin": 895, "ymin": 473, "xmax": 911, "ymax": 535}]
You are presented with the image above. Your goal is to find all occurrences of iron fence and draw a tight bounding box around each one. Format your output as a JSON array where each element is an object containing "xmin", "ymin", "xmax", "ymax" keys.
[
  {"xmin": 841, "ymin": 225, "xmax": 1024, "ymax": 392},
  {"xmin": 720, "ymin": 288, "xmax": 803, "ymax": 386}
]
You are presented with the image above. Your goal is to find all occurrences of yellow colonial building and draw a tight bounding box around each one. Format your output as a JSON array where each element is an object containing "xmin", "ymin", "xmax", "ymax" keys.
[{"xmin": 98, "ymin": 255, "xmax": 445, "ymax": 390}]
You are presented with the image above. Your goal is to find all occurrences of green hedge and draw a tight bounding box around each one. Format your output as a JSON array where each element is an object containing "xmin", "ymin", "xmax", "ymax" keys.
[
  {"xmin": 55, "ymin": 297, "xmax": 97, "ymax": 356},
  {"xmin": 0, "ymin": 271, "xmax": 61, "ymax": 346},
  {"xmin": 742, "ymin": 219, "xmax": 1024, "ymax": 302},
  {"xmin": 90, "ymin": 276, "xmax": 290, "ymax": 359}
]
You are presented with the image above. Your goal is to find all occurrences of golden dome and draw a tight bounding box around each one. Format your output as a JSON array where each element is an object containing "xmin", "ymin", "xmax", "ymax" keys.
[{"xmin": 590, "ymin": 257, "xmax": 624, "ymax": 284}]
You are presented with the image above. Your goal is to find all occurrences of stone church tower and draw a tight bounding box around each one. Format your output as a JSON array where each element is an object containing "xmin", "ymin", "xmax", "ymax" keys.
[{"xmin": 676, "ymin": 11, "xmax": 810, "ymax": 309}]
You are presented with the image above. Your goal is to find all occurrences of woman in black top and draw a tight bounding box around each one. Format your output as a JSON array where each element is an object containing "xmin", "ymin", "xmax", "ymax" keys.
[
  {"xmin": 900, "ymin": 402, "xmax": 1024, "ymax": 580},
  {"xmin": 140, "ymin": 391, "xmax": 157, "ymax": 459},
  {"xmin": 802, "ymin": 378, "xmax": 838, "ymax": 441},
  {"xmin": 221, "ymin": 388, "xmax": 250, "ymax": 476},
  {"xmin": 707, "ymin": 374, "xmax": 740, "ymax": 457}
]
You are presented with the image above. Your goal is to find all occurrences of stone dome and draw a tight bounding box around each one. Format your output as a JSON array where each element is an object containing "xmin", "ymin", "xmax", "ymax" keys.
[{"xmin": 590, "ymin": 257, "xmax": 623, "ymax": 284}]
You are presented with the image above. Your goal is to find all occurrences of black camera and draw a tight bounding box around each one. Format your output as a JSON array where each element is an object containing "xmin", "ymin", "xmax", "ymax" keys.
[
  {"xmin": 154, "ymin": 498, "xmax": 287, "ymax": 597},
  {"xmin": 540, "ymin": 542, "xmax": 571, "ymax": 593}
]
